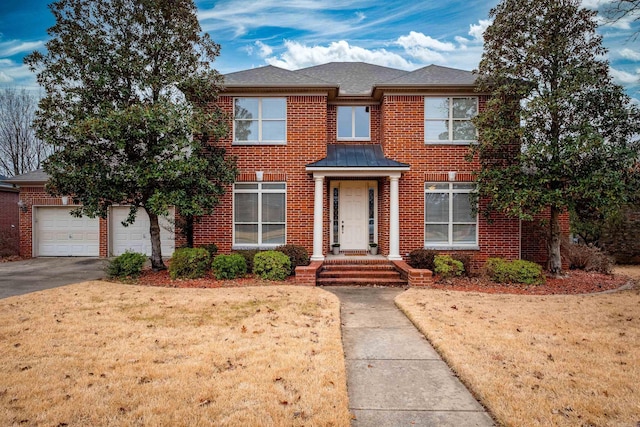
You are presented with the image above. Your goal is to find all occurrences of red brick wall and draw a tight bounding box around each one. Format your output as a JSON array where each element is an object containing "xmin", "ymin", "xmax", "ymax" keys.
[
  {"xmin": 0, "ymin": 190, "xmax": 19, "ymax": 255},
  {"xmin": 521, "ymin": 209, "xmax": 571, "ymax": 268},
  {"xmin": 16, "ymin": 186, "xmax": 108, "ymax": 258}
]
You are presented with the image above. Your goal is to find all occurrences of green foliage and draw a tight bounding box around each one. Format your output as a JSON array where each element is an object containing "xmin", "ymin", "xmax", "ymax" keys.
[
  {"xmin": 253, "ymin": 251, "xmax": 291, "ymax": 281},
  {"xmin": 24, "ymin": 0, "xmax": 238, "ymax": 270},
  {"xmin": 473, "ymin": 0, "xmax": 640, "ymax": 275},
  {"xmin": 485, "ymin": 258, "xmax": 545, "ymax": 285},
  {"xmin": 212, "ymin": 254, "xmax": 247, "ymax": 280},
  {"xmin": 450, "ymin": 253, "xmax": 472, "ymax": 276},
  {"xmin": 407, "ymin": 249, "xmax": 437, "ymax": 270},
  {"xmin": 565, "ymin": 244, "xmax": 614, "ymax": 274},
  {"xmin": 197, "ymin": 243, "xmax": 218, "ymax": 259},
  {"xmin": 275, "ymin": 244, "xmax": 310, "ymax": 275},
  {"xmin": 169, "ymin": 247, "xmax": 210, "ymax": 280},
  {"xmin": 235, "ymin": 249, "xmax": 261, "ymax": 272},
  {"xmin": 106, "ymin": 251, "xmax": 147, "ymax": 279},
  {"xmin": 434, "ymin": 255, "xmax": 464, "ymax": 279}
]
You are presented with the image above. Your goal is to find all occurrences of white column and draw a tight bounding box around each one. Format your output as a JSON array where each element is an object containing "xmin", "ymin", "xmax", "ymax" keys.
[
  {"xmin": 388, "ymin": 174, "xmax": 402, "ymax": 260},
  {"xmin": 311, "ymin": 175, "xmax": 325, "ymax": 261}
]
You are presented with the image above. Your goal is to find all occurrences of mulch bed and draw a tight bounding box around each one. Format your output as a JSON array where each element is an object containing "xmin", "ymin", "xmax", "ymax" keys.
[
  {"xmin": 430, "ymin": 270, "xmax": 635, "ymax": 295},
  {"xmin": 132, "ymin": 267, "xmax": 635, "ymax": 295}
]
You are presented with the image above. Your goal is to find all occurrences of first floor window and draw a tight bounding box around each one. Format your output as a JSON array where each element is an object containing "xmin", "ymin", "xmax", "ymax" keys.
[
  {"xmin": 425, "ymin": 182, "xmax": 477, "ymax": 246},
  {"xmin": 234, "ymin": 183, "xmax": 286, "ymax": 246}
]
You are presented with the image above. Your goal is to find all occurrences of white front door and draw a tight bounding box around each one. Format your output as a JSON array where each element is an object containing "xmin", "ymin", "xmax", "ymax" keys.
[{"xmin": 339, "ymin": 181, "xmax": 368, "ymax": 250}]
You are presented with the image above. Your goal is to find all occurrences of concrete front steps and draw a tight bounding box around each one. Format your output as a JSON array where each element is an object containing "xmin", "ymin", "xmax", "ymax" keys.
[{"xmin": 317, "ymin": 259, "xmax": 407, "ymax": 286}]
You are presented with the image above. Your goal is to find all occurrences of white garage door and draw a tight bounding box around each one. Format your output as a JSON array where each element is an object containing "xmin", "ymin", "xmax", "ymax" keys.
[
  {"xmin": 111, "ymin": 207, "xmax": 175, "ymax": 256},
  {"xmin": 35, "ymin": 207, "xmax": 100, "ymax": 256}
]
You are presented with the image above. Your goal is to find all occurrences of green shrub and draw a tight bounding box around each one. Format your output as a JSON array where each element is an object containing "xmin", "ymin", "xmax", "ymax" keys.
[
  {"xmin": 234, "ymin": 249, "xmax": 260, "ymax": 272},
  {"xmin": 275, "ymin": 244, "xmax": 310, "ymax": 275},
  {"xmin": 451, "ymin": 253, "xmax": 472, "ymax": 276},
  {"xmin": 565, "ymin": 243, "xmax": 614, "ymax": 274},
  {"xmin": 169, "ymin": 247, "xmax": 210, "ymax": 279},
  {"xmin": 106, "ymin": 251, "xmax": 147, "ymax": 279},
  {"xmin": 434, "ymin": 255, "xmax": 464, "ymax": 279},
  {"xmin": 197, "ymin": 243, "xmax": 218, "ymax": 259},
  {"xmin": 407, "ymin": 249, "xmax": 437, "ymax": 270},
  {"xmin": 253, "ymin": 251, "xmax": 291, "ymax": 281},
  {"xmin": 212, "ymin": 254, "xmax": 247, "ymax": 280},
  {"xmin": 485, "ymin": 258, "xmax": 545, "ymax": 285}
]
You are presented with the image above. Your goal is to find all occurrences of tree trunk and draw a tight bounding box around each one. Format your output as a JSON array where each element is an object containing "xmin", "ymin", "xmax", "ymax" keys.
[
  {"xmin": 148, "ymin": 212, "xmax": 166, "ymax": 271},
  {"xmin": 548, "ymin": 206, "xmax": 563, "ymax": 276}
]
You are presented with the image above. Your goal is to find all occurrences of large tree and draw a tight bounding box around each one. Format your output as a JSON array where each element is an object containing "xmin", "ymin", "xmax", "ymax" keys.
[
  {"xmin": 0, "ymin": 88, "xmax": 53, "ymax": 177},
  {"xmin": 473, "ymin": 0, "xmax": 640, "ymax": 275},
  {"xmin": 25, "ymin": 0, "xmax": 237, "ymax": 269}
]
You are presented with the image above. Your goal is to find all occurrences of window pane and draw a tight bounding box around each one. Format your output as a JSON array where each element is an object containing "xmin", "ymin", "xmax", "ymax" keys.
[
  {"xmin": 262, "ymin": 98, "xmax": 286, "ymax": 119},
  {"xmin": 235, "ymin": 224, "xmax": 258, "ymax": 244},
  {"xmin": 235, "ymin": 98, "xmax": 258, "ymax": 119},
  {"xmin": 235, "ymin": 193, "xmax": 258, "ymax": 222},
  {"xmin": 426, "ymin": 183, "xmax": 449, "ymax": 191},
  {"xmin": 337, "ymin": 107, "xmax": 352, "ymax": 138},
  {"xmin": 234, "ymin": 120, "xmax": 258, "ymax": 141},
  {"xmin": 262, "ymin": 193, "xmax": 285, "ymax": 222},
  {"xmin": 452, "ymin": 98, "xmax": 477, "ymax": 119},
  {"xmin": 453, "ymin": 121, "xmax": 476, "ymax": 141},
  {"xmin": 426, "ymin": 193, "xmax": 449, "ymax": 222},
  {"xmin": 262, "ymin": 224, "xmax": 285, "ymax": 244},
  {"xmin": 425, "ymin": 97, "xmax": 449, "ymax": 118},
  {"xmin": 262, "ymin": 120, "xmax": 286, "ymax": 141},
  {"xmin": 262, "ymin": 183, "xmax": 286, "ymax": 190},
  {"xmin": 453, "ymin": 193, "xmax": 474, "ymax": 222},
  {"xmin": 354, "ymin": 106, "xmax": 370, "ymax": 138},
  {"xmin": 425, "ymin": 120, "xmax": 449, "ymax": 141},
  {"xmin": 453, "ymin": 224, "xmax": 476, "ymax": 243},
  {"xmin": 425, "ymin": 224, "xmax": 448, "ymax": 243},
  {"xmin": 453, "ymin": 183, "xmax": 475, "ymax": 190},
  {"xmin": 235, "ymin": 183, "xmax": 259, "ymax": 190}
]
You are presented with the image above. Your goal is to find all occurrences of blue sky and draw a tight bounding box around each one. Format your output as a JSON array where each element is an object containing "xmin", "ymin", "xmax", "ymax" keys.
[{"xmin": 0, "ymin": 0, "xmax": 638, "ymax": 102}]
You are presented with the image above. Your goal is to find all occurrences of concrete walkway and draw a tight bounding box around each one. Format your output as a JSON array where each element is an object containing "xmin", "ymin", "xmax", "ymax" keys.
[{"xmin": 325, "ymin": 287, "xmax": 494, "ymax": 427}]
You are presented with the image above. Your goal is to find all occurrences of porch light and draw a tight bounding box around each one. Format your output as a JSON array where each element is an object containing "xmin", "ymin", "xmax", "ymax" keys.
[
  {"xmin": 61, "ymin": 196, "xmax": 69, "ymax": 205},
  {"xmin": 17, "ymin": 200, "xmax": 28, "ymax": 213},
  {"xmin": 448, "ymin": 171, "xmax": 457, "ymax": 181},
  {"xmin": 256, "ymin": 171, "xmax": 264, "ymax": 182}
]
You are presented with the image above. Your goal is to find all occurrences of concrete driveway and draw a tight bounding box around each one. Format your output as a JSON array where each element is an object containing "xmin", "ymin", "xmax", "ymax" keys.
[{"xmin": 0, "ymin": 258, "xmax": 108, "ymax": 299}]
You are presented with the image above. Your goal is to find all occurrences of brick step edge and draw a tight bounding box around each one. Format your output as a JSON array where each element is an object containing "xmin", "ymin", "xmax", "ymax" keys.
[
  {"xmin": 321, "ymin": 265, "xmax": 397, "ymax": 271},
  {"xmin": 317, "ymin": 277, "xmax": 407, "ymax": 286},
  {"xmin": 318, "ymin": 271, "xmax": 401, "ymax": 278}
]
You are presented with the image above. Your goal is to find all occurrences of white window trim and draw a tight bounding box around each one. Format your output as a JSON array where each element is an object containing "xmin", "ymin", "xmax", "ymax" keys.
[
  {"xmin": 337, "ymin": 106, "xmax": 371, "ymax": 141},
  {"xmin": 232, "ymin": 182, "xmax": 287, "ymax": 248},
  {"xmin": 424, "ymin": 182, "xmax": 479, "ymax": 249},
  {"xmin": 233, "ymin": 97, "xmax": 287, "ymax": 145},
  {"xmin": 424, "ymin": 97, "xmax": 478, "ymax": 145}
]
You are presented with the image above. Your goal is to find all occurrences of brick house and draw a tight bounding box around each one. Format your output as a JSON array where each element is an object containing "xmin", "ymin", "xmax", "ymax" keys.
[
  {"xmin": 0, "ymin": 175, "xmax": 20, "ymax": 256},
  {"xmin": 7, "ymin": 62, "xmax": 561, "ymax": 285}
]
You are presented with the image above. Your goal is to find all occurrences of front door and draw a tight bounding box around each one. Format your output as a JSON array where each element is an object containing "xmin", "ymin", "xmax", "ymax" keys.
[{"xmin": 339, "ymin": 181, "xmax": 369, "ymax": 250}]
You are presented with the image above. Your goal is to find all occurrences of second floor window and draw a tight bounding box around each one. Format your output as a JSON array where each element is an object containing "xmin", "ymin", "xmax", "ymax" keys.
[
  {"xmin": 425, "ymin": 97, "xmax": 477, "ymax": 144},
  {"xmin": 337, "ymin": 106, "xmax": 370, "ymax": 140},
  {"xmin": 234, "ymin": 97, "xmax": 286, "ymax": 144}
]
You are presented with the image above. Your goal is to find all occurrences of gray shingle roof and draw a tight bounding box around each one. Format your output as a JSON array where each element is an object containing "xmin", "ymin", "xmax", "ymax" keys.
[
  {"xmin": 307, "ymin": 144, "xmax": 410, "ymax": 169},
  {"xmin": 224, "ymin": 65, "xmax": 334, "ymax": 88},
  {"xmin": 3, "ymin": 169, "xmax": 49, "ymax": 185},
  {"xmin": 380, "ymin": 64, "xmax": 477, "ymax": 87},
  {"xmin": 297, "ymin": 62, "xmax": 408, "ymax": 96}
]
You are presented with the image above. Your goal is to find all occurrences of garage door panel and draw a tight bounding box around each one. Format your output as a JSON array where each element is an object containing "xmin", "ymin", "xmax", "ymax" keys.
[
  {"xmin": 111, "ymin": 207, "xmax": 175, "ymax": 257},
  {"xmin": 36, "ymin": 207, "xmax": 100, "ymax": 257}
]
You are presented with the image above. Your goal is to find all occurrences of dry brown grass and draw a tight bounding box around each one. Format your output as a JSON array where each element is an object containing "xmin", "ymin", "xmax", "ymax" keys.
[
  {"xmin": 396, "ymin": 274, "xmax": 640, "ymax": 427},
  {"xmin": 0, "ymin": 281, "xmax": 350, "ymax": 426}
]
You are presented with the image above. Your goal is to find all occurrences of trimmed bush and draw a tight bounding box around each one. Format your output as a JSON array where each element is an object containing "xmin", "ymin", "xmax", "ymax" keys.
[
  {"xmin": 234, "ymin": 249, "xmax": 260, "ymax": 272},
  {"xmin": 212, "ymin": 254, "xmax": 247, "ymax": 280},
  {"xmin": 169, "ymin": 247, "xmax": 210, "ymax": 279},
  {"xmin": 197, "ymin": 243, "xmax": 218, "ymax": 259},
  {"xmin": 275, "ymin": 244, "xmax": 310, "ymax": 275},
  {"xmin": 107, "ymin": 251, "xmax": 147, "ymax": 279},
  {"xmin": 407, "ymin": 249, "xmax": 437, "ymax": 270},
  {"xmin": 451, "ymin": 253, "xmax": 472, "ymax": 276},
  {"xmin": 565, "ymin": 243, "xmax": 614, "ymax": 274},
  {"xmin": 434, "ymin": 255, "xmax": 464, "ymax": 279},
  {"xmin": 485, "ymin": 258, "xmax": 545, "ymax": 285},
  {"xmin": 253, "ymin": 250, "xmax": 291, "ymax": 281}
]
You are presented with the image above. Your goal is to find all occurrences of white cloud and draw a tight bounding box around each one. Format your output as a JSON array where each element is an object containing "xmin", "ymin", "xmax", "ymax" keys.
[
  {"xmin": 0, "ymin": 40, "xmax": 44, "ymax": 57},
  {"xmin": 0, "ymin": 59, "xmax": 38, "ymax": 88},
  {"xmin": 610, "ymin": 67, "xmax": 640, "ymax": 84},
  {"xmin": 468, "ymin": 19, "xmax": 492, "ymax": 42},
  {"xmin": 620, "ymin": 48, "xmax": 640, "ymax": 61},
  {"xmin": 395, "ymin": 31, "xmax": 455, "ymax": 63},
  {"xmin": 255, "ymin": 41, "xmax": 273, "ymax": 58},
  {"xmin": 264, "ymin": 40, "xmax": 414, "ymax": 70}
]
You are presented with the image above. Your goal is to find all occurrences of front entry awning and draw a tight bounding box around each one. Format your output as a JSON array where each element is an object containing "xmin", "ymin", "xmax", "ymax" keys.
[{"xmin": 306, "ymin": 144, "xmax": 410, "ymax": 176}]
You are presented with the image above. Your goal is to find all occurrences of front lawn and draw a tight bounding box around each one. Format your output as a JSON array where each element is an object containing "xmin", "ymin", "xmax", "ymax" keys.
[
  {"xmin": 0, "ymin": 281, "xmax": 350, "ymax": 426},
  {"xmin": 396, "ymin": 276, "xmax": 640, "ymax": 426}
]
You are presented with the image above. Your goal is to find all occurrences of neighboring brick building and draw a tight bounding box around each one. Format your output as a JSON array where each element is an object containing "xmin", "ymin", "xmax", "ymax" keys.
[
  {"xmin": 7, "ymin": 62, "xmax": 560, "ymax": 278},
  {"xmin": 0, "ymin": 175, "xmax": 19, "ymax": 256}
]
